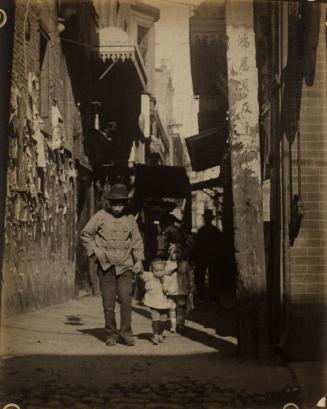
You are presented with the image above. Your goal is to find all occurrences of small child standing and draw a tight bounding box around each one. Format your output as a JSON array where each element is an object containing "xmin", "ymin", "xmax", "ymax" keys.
[
  {"xmin": 141, "ymin": 259, "xmax": 175, "ymax": 345},
  {"xmin": 162, "ymin": 244, "xmax": 195, "ymax": 333}
]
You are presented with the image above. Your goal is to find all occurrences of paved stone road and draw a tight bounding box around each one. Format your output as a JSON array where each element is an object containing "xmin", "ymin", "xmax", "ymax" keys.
[{"xmin": 0, "ymin": 296, "xmax": 300, "ymax": 409}]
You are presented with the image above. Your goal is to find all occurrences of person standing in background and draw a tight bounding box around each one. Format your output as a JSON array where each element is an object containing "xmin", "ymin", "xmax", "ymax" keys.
[{"xmin": 194, "ymin": 209, "xmax": 224, "ymax": 304}]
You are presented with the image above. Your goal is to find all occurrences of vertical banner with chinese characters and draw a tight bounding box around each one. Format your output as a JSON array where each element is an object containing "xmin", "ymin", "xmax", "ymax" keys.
[{"xmin": 225, "ymin": 0, "xmax": 269, "ymax": 359}]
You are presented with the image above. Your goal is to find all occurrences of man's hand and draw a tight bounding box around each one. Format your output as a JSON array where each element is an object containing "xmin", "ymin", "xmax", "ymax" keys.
[{"xmin": 133, "ymin": 260, "xmax": 144, "ymax": 274}]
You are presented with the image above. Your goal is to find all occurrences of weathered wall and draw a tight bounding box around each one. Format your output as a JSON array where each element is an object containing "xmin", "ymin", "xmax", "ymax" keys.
[
  {"xmin": 288, "ymin": 6, "xmax": 327, "ymax": 359},
  {"xmin": 2, "ymin": 2, "xmax": 83, "ymax": 317},
  {"xmin": 225, "ymin": 0, "xmax": 269, "ymax": 359}
]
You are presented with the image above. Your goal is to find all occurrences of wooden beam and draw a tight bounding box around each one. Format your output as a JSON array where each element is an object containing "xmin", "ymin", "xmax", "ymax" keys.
[{"xmin": 225, "ymin": 0, "xmax": 269, "ymax": 359}]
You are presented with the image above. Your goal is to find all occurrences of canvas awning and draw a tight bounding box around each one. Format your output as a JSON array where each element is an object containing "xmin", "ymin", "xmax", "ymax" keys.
[
  {"xmin": 134, "ymin": 164, "xmax": 190, "ymax": 200},
  {"xmin": 96, "ymin": 26, "xmax": 147, "ymax": 90},
  {"xmin": 185, "ymin": 127, "xmax": 227, "ymax": 172}
]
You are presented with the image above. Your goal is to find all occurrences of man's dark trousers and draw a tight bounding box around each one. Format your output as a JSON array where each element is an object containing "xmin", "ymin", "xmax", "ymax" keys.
[{"xmin": 98, "ymin": 265, "xmax": 133, "ymax": 341}]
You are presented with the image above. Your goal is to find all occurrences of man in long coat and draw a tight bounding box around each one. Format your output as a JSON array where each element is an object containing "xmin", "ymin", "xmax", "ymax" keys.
[{"xmin": 81, "ymin": 183, "xmax": 144, "ymax": 346}]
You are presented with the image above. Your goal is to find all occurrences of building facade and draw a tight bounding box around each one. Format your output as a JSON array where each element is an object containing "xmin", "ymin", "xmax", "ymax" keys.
[
  {"xmin": 188, "ymin": 0, "xmax": 327, "ymax": 359},
  {"xmin": 2, "ymin": 0, "xmax": 98, "ymax": 316},
  {"xmin": 1, "ymin": 0, "xmax": 164, "ymax": 316}
]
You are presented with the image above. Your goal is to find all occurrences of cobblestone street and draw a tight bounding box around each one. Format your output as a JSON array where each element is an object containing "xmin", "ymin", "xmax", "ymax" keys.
[{"xmin": 0, "ymin": 296, "xmax": 300, "ymax": 409}]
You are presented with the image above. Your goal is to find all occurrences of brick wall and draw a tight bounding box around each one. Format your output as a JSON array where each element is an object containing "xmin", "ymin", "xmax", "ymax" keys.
[
  {"xmin": 288, "ymin": 6, "xmax": 327, "ymax": 359},
  {"xmin": 1, "ymin": 2, "xmax": 87, "ymax": 317}
]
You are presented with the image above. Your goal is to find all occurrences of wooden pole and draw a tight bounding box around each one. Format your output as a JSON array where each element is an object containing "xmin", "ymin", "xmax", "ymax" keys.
[{"xmin": 225, "ymin": 0, "xmax": 269, "ymax": 359}]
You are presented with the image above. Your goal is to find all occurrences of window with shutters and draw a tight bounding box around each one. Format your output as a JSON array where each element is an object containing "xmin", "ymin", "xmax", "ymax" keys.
[{"xmin": 39, "ymin": 25, "xmax": 51, "ymax": 135}]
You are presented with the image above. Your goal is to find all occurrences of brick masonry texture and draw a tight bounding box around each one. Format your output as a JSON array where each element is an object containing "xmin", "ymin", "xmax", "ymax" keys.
[
  {"xmin": 286, "ymin": 6, "xmax": 327, "ymax": 358},
  {"xmin": 290, "ymin": 7, "xmax": 327, "ymax": 305}
]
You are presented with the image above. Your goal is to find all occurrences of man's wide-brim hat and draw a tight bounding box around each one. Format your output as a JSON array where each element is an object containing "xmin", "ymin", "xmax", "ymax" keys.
[
  {"xmin": 203, "ymin": 209, "xmax": 214, "ymax": 219},
  {"xmin": 104, "ymin": 183, "xmax": 129, "ymax": 201}
]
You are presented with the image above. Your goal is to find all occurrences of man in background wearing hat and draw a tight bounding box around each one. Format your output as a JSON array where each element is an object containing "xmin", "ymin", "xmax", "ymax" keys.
[
  {"xmin": 163, "ymin": 208, "xmax": 184, "ymax": 248},
  {"xmin": 194, "ymin": 209, "xmax": 223, "ymax": 304},
  {"xmin": 81, "ymin": 183, "xmax": 144, "ymax": 346}
]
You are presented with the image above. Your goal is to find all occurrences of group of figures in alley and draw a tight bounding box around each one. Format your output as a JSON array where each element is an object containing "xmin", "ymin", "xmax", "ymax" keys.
[{"xmin": 80, "ymin": 182, "xmax": 224, "ymax": 347}]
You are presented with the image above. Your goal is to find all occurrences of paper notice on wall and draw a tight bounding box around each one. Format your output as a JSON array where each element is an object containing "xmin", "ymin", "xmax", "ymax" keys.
[
  {"xmin": 263, "ymin": 179, "xmax": 270, "ymax": 222},
  {"xmin": 51, "ymin": 104, "xmax": 64, "ymax": 150}
]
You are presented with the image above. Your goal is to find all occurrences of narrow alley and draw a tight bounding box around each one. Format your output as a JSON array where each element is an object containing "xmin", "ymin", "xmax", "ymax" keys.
[
  {"xmin": 0, "ymin": 297, "xmax": 298, "ymax": 409},
  {"xmin": 1, "ymin": 0, "xmax": 326, "ymax": 409}
]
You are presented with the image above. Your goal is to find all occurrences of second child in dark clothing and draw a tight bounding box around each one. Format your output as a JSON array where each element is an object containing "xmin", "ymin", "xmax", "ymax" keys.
[{"xmin": 162, "ymin": 244, "xmax": 195, "ymax": 333}]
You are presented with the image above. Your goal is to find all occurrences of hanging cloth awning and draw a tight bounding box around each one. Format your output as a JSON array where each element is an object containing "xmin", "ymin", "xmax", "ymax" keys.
[
  {"xmin": 134, "ymin": 164, "xmax": 191, "ymax": 200},
  {"xmin": 185, "ymin": 127, "xmax": 227, "ymax": 172},
  {"xmin": 96, "ymin": 26, "xmax": 147, "ymax": 90}
]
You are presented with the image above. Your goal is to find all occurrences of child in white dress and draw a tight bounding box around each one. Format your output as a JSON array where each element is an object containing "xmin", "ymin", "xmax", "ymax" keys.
[{"xmin": 141, "ymin": 259, "xmax": 175, "ymax": 344}]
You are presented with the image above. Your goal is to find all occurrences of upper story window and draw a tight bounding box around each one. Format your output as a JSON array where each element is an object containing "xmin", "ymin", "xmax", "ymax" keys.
[{"xmin": 137, "ymin": 25, "xmax": 149, "ymax": 62}]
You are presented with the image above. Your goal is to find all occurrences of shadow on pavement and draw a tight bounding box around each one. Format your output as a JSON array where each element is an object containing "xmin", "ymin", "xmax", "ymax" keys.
[
  {"xmin": 132, "ymin": 305, "xmax": 152, "ymax": 320},
  {"xmin": 79, "ymin": 327, "xmax": 106, "ymax": 342},
  {"xmin": 133, "ymin": 301, "xmax": 238, "ymax": 340},
  {"xmin": 79, "ymin": 328, "xmax": 156, "ymax": 345},
  {"xmin": 136, "ymin": 332, "xmax": 153, "ymax": 343},
  {"xmin": 181, "ymin": 326, "xmax": 237, "ymax": 356},
  {"xmin": 188, "ymin": 302, "xmax": 238, "ymax": 339},
  {"xmin": 132, "ymin": 304, "xmax": 237, "ymax": 355}
]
